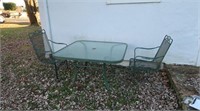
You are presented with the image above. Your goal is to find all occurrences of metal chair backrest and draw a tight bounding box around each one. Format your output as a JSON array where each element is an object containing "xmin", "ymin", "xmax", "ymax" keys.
[
  {"xmin": 153, "ymin": 35, "xmax": 173, "ymax": 63},
  {"xmin": 29, "ymin": 29, "xmax": 54, "ymax": 64}
]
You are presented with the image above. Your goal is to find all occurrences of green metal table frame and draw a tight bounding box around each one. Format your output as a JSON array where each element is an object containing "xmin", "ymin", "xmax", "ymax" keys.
[{"xmin": 53, "ymin": 40, "xmax": 128, "ymax": 89}]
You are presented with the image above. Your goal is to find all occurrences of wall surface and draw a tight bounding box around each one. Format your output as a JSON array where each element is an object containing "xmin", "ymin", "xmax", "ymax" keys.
[{"xmin": 38, "ymin": 0, "xmax": 200, "ymax": 66}]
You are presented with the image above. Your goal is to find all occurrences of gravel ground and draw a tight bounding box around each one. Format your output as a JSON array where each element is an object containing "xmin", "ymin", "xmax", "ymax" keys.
[
  {"xmin": 167, "ymin": 65, "xmax": 200, "ymax": 95},
  {"xmin": 1, "ymin": 26, "xmax": 180, "ymax": 110}
]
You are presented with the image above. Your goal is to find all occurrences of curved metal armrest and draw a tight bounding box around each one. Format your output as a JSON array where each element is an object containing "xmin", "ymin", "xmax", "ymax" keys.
[
  {"xmin": 135, "ymin": 56, "xmax": 154, "ymax": 61},
  {"xmin": 48, "ymin": 39, "xmax": 68, "ymax": 46},
  {"xmin": 134, "ymin": 46, "xmax": 160, "ymax": 58},
  {"xmin": 134, "ymin": 46, "xmax": 160, "ymax": 51}
]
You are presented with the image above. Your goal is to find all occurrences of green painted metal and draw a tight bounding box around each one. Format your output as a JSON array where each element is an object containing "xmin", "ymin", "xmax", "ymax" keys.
[
  {"xmin": 102, "ymin": 63, "xmax": 110, "ymax": 90},
  {"xmin": 129, "ymin": 35, "xmax": 173, "ymax": 71},
  {"xmin": 29, "ymin": 29, "xmax": 68, "ymax": 79},
  {"xmin": 53, "ymin": 40, "xmax": 128, "ymax": 89}
]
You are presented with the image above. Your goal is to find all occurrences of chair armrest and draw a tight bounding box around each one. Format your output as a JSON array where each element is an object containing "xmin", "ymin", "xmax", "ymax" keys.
[
  {"xmin": 134, "ymin": 46, "xmax": 160, "ymax": 58},
  {"xmin": 134, "ymin": 46, "xmax": 160, "ymax": 51},
  {"xmin": 135, "ymin": 56, "xmax": 155, "ymax": 61},
  {"xmin": 153, "ymin": 55, "xmax": 165, "ymax": 62},
  {"xmin": 48, "ymin": 39, "xmax": 68, "ymax": 46}
]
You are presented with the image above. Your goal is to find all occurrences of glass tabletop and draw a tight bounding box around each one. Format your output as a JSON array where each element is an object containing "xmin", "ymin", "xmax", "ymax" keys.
[{"xmin": 53, "ymin": 40, "xmax": 128, "ymax": 63}]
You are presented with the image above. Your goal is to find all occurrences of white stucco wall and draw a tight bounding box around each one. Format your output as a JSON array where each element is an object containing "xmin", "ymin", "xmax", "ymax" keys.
[
  {"xmin": 0, "ymin": 1, "xmax": 3, "ymax": 9},
  {"xmin": 38, "ymin": 0, "xmax": 200, "ymax": 66}
]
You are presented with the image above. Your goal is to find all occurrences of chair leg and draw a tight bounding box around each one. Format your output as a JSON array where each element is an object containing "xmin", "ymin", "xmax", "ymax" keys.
[
  {"xmin": 65, "ymin": 60, "xmax": 69, "ymax": 69},
  {"xmin": 72, "ymin": 62, "xmax": 78, "ymax": 84},
  {"xmin": 54, "ymin": 63, "xmax": 59, "ymax": 80},
  {"xmin": 84, "ymin": 62, "xmax": 88, "ymax": 70}
]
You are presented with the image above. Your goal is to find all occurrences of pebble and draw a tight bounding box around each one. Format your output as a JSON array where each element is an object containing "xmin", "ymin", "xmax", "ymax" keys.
[{"xmin": 1, "ymin": 60, "xmax": 179, "ymax": 110}]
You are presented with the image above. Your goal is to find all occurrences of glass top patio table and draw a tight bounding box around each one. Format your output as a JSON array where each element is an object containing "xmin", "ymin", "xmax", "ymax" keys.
[
  {"xmin": 53, "ymin": 40, "xmax": 128, "ymax": 63},
  {"xmin": 53, "ymin": 40, "xmax": 127, "ymax": 90}
]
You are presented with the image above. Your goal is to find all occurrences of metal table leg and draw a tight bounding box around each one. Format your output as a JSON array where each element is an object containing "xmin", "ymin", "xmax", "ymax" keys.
[
  {"xmin": 72, "ymin": 61, "xmax": 78, "ymax": 84},
  {"xmin": 102, "ymin": 63, "xmax": 110, "ymax": 90}
]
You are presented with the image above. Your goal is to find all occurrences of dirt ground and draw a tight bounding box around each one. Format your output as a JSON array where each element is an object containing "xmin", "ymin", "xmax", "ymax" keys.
[
  {"xmin": 1, "ymin": 24, "xmax": 180, "ymax": 110},
  {"xmin": 166, "ymin": 64, "xmax": 200, "ymax": 109},
  {"xmin": 0, "ymin": 20, "xmax": 198, "ymax": 110}
]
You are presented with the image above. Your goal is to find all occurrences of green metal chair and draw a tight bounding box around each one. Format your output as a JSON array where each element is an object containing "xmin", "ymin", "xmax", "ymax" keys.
[
  {"xmin": 129, "ymin": 35, "xmax": 173, "ymax": 70},
  {"xmin": 29, "ymin": 29, "xmax": 68, "ymax": 79}
]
